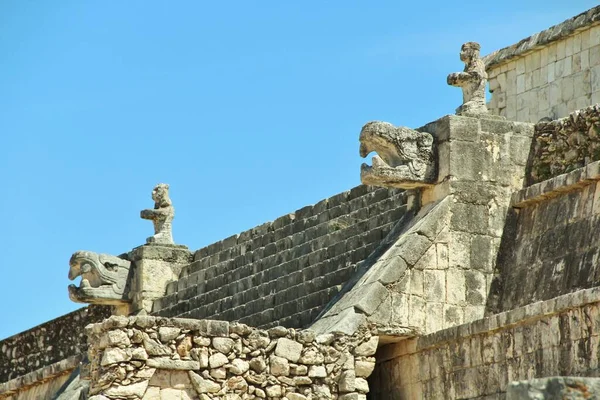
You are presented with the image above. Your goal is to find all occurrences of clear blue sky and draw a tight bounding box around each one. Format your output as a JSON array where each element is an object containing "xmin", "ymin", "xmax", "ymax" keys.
[{"xmin": 0, "ymin": 1, "xmax": 596, "ymax": 340}]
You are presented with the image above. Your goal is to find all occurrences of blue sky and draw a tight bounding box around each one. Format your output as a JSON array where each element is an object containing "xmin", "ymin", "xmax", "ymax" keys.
[{"xmin": 0, "ymin": 1, "xmax": 596, "ymax": 340}]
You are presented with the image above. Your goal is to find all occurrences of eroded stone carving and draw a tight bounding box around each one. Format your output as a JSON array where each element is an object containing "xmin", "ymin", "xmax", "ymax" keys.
[
  {"xmin": 141, "ymin": 183, "xmax": 174, "ymax": 245},
  {"xmin": 68, "ymin": 251, "xmax": 131, "ymax": 305},
  {"xmin": 447, "ymin": 41, "xmax": 488, "ymax": 116},
  {"xmin": 359, "ymin": 121, "xmax": 435, "ymax": 188}
]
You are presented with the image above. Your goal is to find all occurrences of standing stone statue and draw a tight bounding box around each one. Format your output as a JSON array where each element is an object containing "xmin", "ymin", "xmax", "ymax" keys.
[
  {"xmin": 447, "ymin": 42, "xmax": 488, "ymax": 116},
  {"xmin": 141, "ymin": 183, "xmax": 174, "ymax": 245}
]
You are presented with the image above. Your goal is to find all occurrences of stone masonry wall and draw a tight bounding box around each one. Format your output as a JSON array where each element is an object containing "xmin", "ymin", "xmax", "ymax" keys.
[
  {"xmin": 485, "ymin": 6, "xmax": 600, "ymax": 122},
  {"xmin": 487, "ymin": 160, "xmax": 600, "ymax": 315},
  {"xmin": 0, "ymin": 305, "xmax": 110, "ymax": 384},
  {"xmin": 153, "ymin": 186, "xmax": 413, "ymax": 330},
  {"xmin": 370, "ymin": 286, "xmax": 600, "ymax": 399},
  {"xmin": 86, "ymin": 315, "xmax": 378, "ymax": 400},
  {"xmin": 313, "ymin": 116, "xmax": 534, "ymax": 340},
  {"xmin": 528, "ymin": 104, "xmax": 600, "ymax": 183}
]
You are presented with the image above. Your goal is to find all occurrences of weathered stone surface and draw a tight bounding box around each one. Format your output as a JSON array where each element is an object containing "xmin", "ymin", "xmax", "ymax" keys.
[
  {"xmin": 529, "ymin": 105, "xmax": 600, "ymax": 183},
  {"xmin": 145, "ymin": 357, "xmax": 200, "ymax": 370},
  {"xmin": 86, "ymin": 316, "xmax": 377, "ymax": 400},
  {"xmin": 269, "ymin": 355, "xmax": 290, "ymax": 376},
  {"xmin": 68, "ymin": 251, "xmax": 131, "ymax": 305},
  {"xmin": 104, "ymin": 381, "xmax": 148, "ymax": 398},
  {"xmin": 265, "ymin": 385, "xmax": 282, "ymax": 397},
  {"xmin": 354, "ymin": 361, "xmax": 375, "ymax": 377},
  {"xmin": 286, "ymin": 393, "xmax": 308, "ymax": 400},
  {"xmin": 229, "ymin": 358, "xmax": 249, "ymax": 375},
  {"xmin": 158, "ymin": 327, "xmax": 180, "ymax": 343},
  {"xmin": 354, "ymin": 337, "xmax": 378, "ymax": 356},
  {"xmin": 140, "ymin": 183, "xmax": 175, "ymax": 245},
  {"xmin": 339, "ymin": 370, "xmax": 356, "ymax": 393},
  {"xmin": 359, "ymin": 121, "xmax": 435, "ymax": 188},
  {"xmin": 274, "ymin": 338, "xmax": 303, "ymax": 362},
  {"xmin": 249, "ymin": 357, "xmax": 267, "ymax": 373},
  {"xmin": 101, "ymin": 348, "xmax": 131, "ymax": 366},
  {"xmin": 308, "ymin": 365, "xmax": 326, "ymax": 378},
  {"xmin": 188, "ymin": 371, "xmax": 220, "ymax": 393},
  {"xmin": 208, "ymin": 353, "xmax": 228, "ymax": 368},
  {"xmin": 448, "ymin": 42, "xmax": 488, "ymax": 116},
  {"xmin": 212, "ymin": 337, "xmax": 235, "ymax": 354}
]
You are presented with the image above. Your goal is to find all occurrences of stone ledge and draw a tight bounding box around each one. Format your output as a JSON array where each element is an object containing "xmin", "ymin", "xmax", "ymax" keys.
[
  {"xmin": 483, "ymin": 5, "xmax": 600, "ymax": 69},
  {"xmin": 511, "ymin": 160, "xmax": 600, "ymax": 208},
  {"xmin": 378, "ymin": 286, "xmax": 600, "ymax": 362},
  {"xmin": 0, "ymin": 355, "xmax": 81, "ymax": 396}
]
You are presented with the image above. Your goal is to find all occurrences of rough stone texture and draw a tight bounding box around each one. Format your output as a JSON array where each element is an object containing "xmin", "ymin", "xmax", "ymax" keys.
[
  {"xmin": 86, "ymin": 316, "xmax": 378, "ymax": 400},
  {"xmin": 447, "ymin": 42, "xmax": 489, "ymax": 116},
  {"xmin": 488, "ymin": 160, "xmax": 600, "ymax": 314},
  {"xmin": 0, "ymin": 359, "xmax": 82, "ymax": 400},
  {"xmin": 313, "ymin": 115, "xmax": 534, "ymax": 339},
  {"xmin": 0, "ymin": 306, "xmax": 110, "ymax": 384},
  {"xmin": 485, "ymin": 6, "xmax": 600, "ymax": 122},
  {"xmin": 128, "ymin": 244, "xmax": 192, "ymax": 314},
  {"xmin": 359, "ymin": 121, "xmax": 435, "ymax": 188},
  {"xmin": 528, "ymin": 105, "xmax": 600, "ymax": 183},
  {"xmin": 140, "ymin": 183, "xmax": 175, "ymax": 245},
  {"xmin": 370, "ymin": 287, "xmax": 600, "ymax": 399},
  {"xmin": 152, "ymin": 186, "xmax": 413, "ymax": 330},
  {"xmin": 507, "ymin": 377, "xmax": 600, "ymax": 399},
  {"xmin": 67, "ymin": 251, "xmax": 132, "ymax": 306}
]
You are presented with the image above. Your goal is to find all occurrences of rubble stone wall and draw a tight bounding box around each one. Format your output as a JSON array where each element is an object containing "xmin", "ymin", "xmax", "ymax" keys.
[
  {"xmin": 370, "ymin": 287, "xmax": 600, "ymax": 400},
  {"xmin": 153, "ymin": 186, "xmax": 413, "ymax": 330},
  {"xmin": 0, "ymin": 306, "xmax": 110, "ymax": 384},
  {"xmin": 485, "ymin": 6, "xmax": 600, "ymax": 122},
  {"xmin": 86, "ymin": 315, "xmax": 378, "ymax": 400},
  {"xmin": 528, "ymin": 105, "xmax": 600, "ymax": 183},
  {"xmin": 487, "ymin": 160, "xmax": 600, "ymax": 314}
]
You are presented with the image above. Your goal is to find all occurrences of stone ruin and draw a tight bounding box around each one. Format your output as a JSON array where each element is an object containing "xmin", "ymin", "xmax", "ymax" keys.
[{"xmin": 7, "ymin": 7, "xmax": 600, "ymax": 400}]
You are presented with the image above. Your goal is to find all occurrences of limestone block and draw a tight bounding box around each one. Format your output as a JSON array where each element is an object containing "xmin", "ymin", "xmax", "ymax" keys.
[
  {"xmin": 208, "ymin": 353, "xmax": 228, "ymax": 368},
  {"xmin": 269, "ymin": 355, "xmax": 290, "ymax": 376},
  {"xmin": 146, "ymin": 358, "xmax": 200, "ymax": 370},
  {"xmin": 104, "ymin": 381, "xmax": 149, "ymax": 398},
  {"xmin": 286, "ymin": 393, "xmax": 308, "ymax": 400},
  {"xmin": 142, "ymin": 387, "xmax": 160, "ymax": 400},
  {"xmin": 229, "ymin": 359, "xmax": 249, "ymax": 375},
  {"xmin": 188, "ymin": 371, "xmax": 220, "ymax": 394},
  {"xmin": 424, "ymin": 270, "xmax": 445, "ymax": 302},
  {"xmin": 446, "ymin": 269, "xmax": 466, "ymax": 304},
  {"xmin": 355, "ymin": 361, "xmax": 375, "ymax": 378},
  {"xmin": 212, "ymin": 338, "xmax": 234, "ymax": 354},
  {"xmin": 354, "ymin": 337, "xmax": 378, "ymax": 356},
  {"xmin": 338, "ymin": 370, "xmax": 356, "ymax": 392},
  {"xmin": 265, "ymin": 385, "xmax": 282, "ymax": 397},
  {"xmin": 158, "ymin": 327, "xmax": 180, "ymax": 343},
  {"xmin": 274, "ymin": 338, "xmax": 303, "ymax": 362},
  {"xmin": 101, "ymin": 348, "xmax": 131, "ymax": 366},
  {"xmin": 308, "ymin": 365, "xmax": 327, "ymax": 378}
]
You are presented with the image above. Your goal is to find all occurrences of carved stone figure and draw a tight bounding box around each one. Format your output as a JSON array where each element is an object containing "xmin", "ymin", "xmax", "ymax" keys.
[
  {"xmin": 359, "ymin": 121, "xmax": 435, "ymax": 188},
  {"xmin": 447, "ymin": 42, "xmax": 488, "ymax": 116},
  {"xmin": 141, "ymin": 183, "xmax": 175, "ymax": 245},
  {"xmin": 68, "ymin": 251, "xmax": 131, "ymax": 305}
]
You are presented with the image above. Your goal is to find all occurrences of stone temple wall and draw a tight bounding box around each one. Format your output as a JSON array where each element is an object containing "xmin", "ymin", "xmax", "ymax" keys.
[
  {"xmin": 369, "ymin": 286, "xmax": 600, "ymax": 399},
  {"xmin": 153, "ymin": 186, "xmax": 413, "ymax": 330},
  {"xmin": 485, "ymin": 5, "xmax": 600, "ymax": 122},
  {"xmin": 86, "ymin": 315, "xmax": 378, "ymax": 400},
  {"xmin": 487, "ymin": 160, "xmax": 600, "ymax": 315},
  {"xmin": 0, "ymin": 306, "xmax": 110, "ymax": 386}
]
